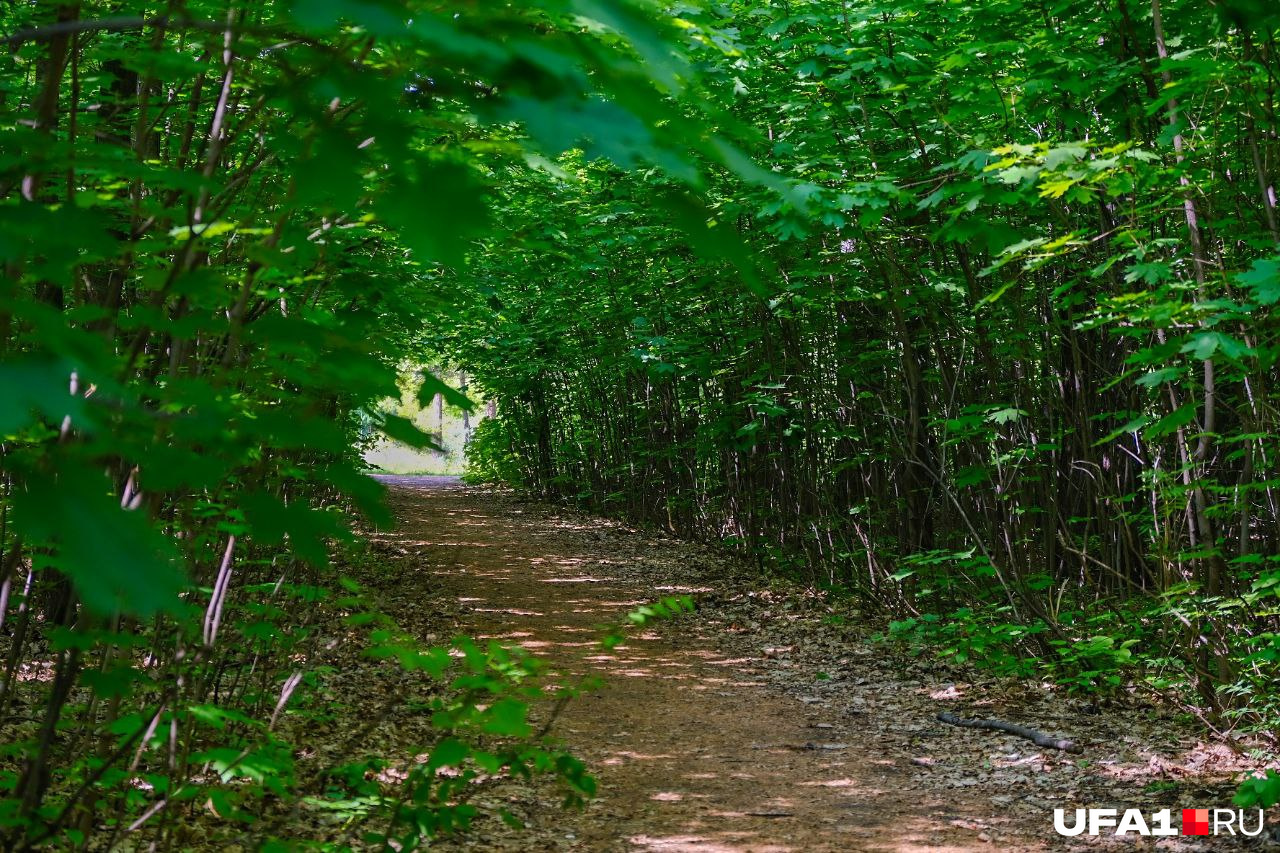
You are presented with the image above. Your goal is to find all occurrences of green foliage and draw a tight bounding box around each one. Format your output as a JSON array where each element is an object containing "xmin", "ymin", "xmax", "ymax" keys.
[
  {"xmin": 7, "ymin": 0, "xmax": 1280, "ymax": 833},
  {"xmin": 328, "ymin": 617, "xmax": 595, "ymax": 850},
  {"xmin": 463, "ymin": 419, "xmax": 527, "ymax": 486},
  {"xmin": 885, "ymin": 606, "xmax": 1152, "ymax": 692},
  {"xmin": 12, "ymin": 458, "xmax": 184, "ymax": 616},
  {"xmin": 430, "ymin": 0, "xmax": 1280, "ymax": 804},
  {"xmin": 0, "ymin": 0, "xmax": 747, "ymax": 846},
  {"xmin": 601, "ymin": 595, "xmax": 696, "ymax": 651},
  {"xmin": 1235, "ymin": 771, "xmax": 1280, "ymax": 809}
]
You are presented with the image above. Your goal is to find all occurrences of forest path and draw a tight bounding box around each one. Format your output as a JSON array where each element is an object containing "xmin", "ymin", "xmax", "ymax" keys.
[{"xmin": 374, "ymin": 477, "xmax": 1036, "ymax": 852}]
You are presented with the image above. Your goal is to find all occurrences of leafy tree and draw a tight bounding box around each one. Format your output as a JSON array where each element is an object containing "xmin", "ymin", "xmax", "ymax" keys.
[
  {"xmin": 453, "ymin": 0, "xmax": 1280, "ymax": 766},
  {"xmin": 0, "ymin": 0, "xmax": 738, "ymax": 846}
]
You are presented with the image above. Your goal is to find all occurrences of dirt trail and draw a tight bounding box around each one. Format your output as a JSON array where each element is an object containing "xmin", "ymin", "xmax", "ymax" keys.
[{"xmin": 374, "ymin": 477, "xmax": 1044, "ymax": 852}]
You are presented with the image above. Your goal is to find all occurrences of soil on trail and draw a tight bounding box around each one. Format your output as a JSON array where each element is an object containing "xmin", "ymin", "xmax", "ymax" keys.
[
  {"xmin": 371, "ymin": 478, "xmax": 1273, "ymax": 852},
  {"xmin": 379, "ymin": 477, "xmax": 987, "ymax": 852}
]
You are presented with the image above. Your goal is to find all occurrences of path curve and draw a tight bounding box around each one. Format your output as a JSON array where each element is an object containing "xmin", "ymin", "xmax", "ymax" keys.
[{"xmin": 373, "ymin": 477, "xmax": 1033, "ymax": 852}]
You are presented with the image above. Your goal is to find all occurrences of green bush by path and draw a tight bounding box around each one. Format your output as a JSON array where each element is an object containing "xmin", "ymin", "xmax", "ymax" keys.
[
  {"xmin": 0, "ymin": 0, "xmax": 755, "ymax": 845},
  {"xmin": 444, "ymin": 0, "xmax": 1280, "ymax": 785}
]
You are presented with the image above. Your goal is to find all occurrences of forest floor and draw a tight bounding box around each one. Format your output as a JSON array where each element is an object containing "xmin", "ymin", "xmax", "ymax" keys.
[{"xmin": 335, "ymin": 477, "xmax": 1279, "ymax": 852}]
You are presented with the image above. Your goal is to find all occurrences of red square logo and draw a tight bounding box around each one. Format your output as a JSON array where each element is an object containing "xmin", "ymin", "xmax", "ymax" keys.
[{"xmin": 1183, "ymin": 808, "xmax": 1210, "ymax": 836}]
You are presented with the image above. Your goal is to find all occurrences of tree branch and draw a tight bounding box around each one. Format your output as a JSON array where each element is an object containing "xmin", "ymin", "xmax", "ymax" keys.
[{"xmin": 4, "ymin": 15, "xmax": 264, "ymax": 49}]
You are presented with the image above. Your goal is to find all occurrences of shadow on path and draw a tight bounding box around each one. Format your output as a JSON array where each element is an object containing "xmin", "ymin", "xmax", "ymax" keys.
[{"xmin": 375, "ymin": 477, "xmax": 1035, "ymax": 852}]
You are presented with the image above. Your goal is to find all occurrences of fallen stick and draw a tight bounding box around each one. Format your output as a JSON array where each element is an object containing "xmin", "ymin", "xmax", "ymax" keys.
[{"xmin": 937, "ymin": 711, "xmax": 1081, "ymax": 753}]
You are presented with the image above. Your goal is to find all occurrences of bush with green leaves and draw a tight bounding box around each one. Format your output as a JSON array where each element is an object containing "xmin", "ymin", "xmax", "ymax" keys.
[
  {"xmin": 435, "ymin": 0, "xmax": 1280, "ymax": 802},
  {"xmin": 0, "ymin": 0, "xmax": 753, "ymax": 845}
]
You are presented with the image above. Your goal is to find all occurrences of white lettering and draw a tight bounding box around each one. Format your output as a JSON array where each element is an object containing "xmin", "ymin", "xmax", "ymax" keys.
[
  {"xmin": 1239, "ymin": 809, "xmax": 1266, "ymax": 837},
  {"xmin": 1150, "ymin": 809, "xmax": 1178, "ymax": 836},
  {"xmin": 1116, "ymin": 809, "xmax": 1150, "ymax": 835},
  {"xmin": 1053, "ymin": 809, "xmax": 1087, "ymax": 836},
  {"xmin": 1089, "ymin": 809, "xmax": 1117, "ymax": 835},
  {"xmin": 1052, "ymin": 806, "xmax": 1260, "ymax": 839}
]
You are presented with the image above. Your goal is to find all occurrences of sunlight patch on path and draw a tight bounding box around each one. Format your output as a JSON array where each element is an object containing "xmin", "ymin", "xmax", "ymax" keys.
[{"xmin": 380, "ymin": 478, "xmax": 1030, "ymax": 852}]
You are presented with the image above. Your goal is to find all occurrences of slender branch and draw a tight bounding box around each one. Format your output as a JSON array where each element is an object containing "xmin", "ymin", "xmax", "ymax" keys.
[
  {"xmin": 3, "ymin": 15, "xmax": 268, "ymax": 48},
  {"xmin": 937, "ymin": 711, "xmax": 1081, "ymax": 753}
]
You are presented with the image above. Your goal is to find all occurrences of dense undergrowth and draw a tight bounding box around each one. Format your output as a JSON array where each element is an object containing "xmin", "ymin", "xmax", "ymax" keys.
[
  {"xmin": 0, "ymin": 0, "xmax": 728, "ymax": 846},
  {"xmin": 449, "ymin": 0, "xmax": 1280, "ymax": 806},
  {"xmin": 7, "ymin": 0, "xmax": 1280, "ymax": 844}
]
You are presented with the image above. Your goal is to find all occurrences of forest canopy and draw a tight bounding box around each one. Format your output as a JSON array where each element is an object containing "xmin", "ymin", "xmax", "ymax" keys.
[{"xmin": 2, "ymin": 0, "xmax": 1280, "ymax": 847}]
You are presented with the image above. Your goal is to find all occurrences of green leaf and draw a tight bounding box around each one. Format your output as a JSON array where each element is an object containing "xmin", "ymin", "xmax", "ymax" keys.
[
  {"xmin": 12, "ymin": 458, "xmax": 183, "ymax": 617},
  {"xmin": 660, "ymin": 190, "xmax": 768, "ymax": 297},
  {"xmin": 1135, "ymin": 367, "xmax": 1180, "ymax": 387},
  {"xmin": 379, "ymin": 161, "xmax": 489, "ymax": 269},
  {"xmin": 1235, "ymin": 770, "xmax": 1280, "ymax": 809},
  {"xmin": 482, "ymin": 699, "xmax": 532, "ymax": 737},
  {"xmin": 0, "ymin": 357, "xmax": 87, "ymax": 435},
  {"xmin": 1180, "ymin": 331, "xmax": 1254, "ymax": 362},
  {"xmin": 417, "ymin": 372, "xmax": 474, "ymax": 412},
  {"xmin": 377, "ymin": 413, "xmax": 443, "ymax": 451},
  {"xmin": 1144, "ymin": 403, "xmax": 1198, "ymax": 439},
  {"xmin": 1238, "ymin": 258, "xmax": 1280, "ymax": 305},
  {"xmin": 427, "ymin": 738, "xmax": 470, "ymax": 771},
  {"xmin": 986, "ymin": 407, "xmax": 1028, "ymax": 425}
]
